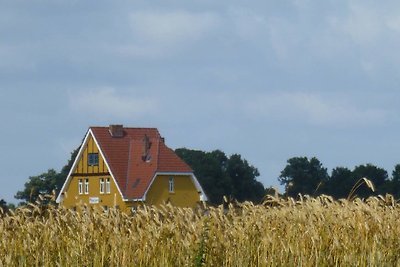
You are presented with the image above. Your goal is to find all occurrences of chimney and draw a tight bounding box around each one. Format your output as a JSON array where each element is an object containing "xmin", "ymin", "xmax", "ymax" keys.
[
  {"xmin": 142, "ymin": 134, "xmax": 152, "ymax": 162},
  {"xmin": 109, "ymin": 124, "xmax": 124, "ymax": 137}
]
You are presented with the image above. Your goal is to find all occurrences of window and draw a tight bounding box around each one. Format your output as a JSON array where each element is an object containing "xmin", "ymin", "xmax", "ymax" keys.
[
  {"xmin": 84, "ymin": 178, "xmax": 89, "ymax": 194},
  {"xmin": 88, "ymin": 153, "xmax": 99, "ymax": 166},
  {"xmin": 169, "ymin": 177, "xmax": 174, "ymax": 193},
  {"xmin": 78, "ymin": 179, "xmax": 83, "ymax": 195},
  {"xmin": 106, "ymin": 178, "xmax": 110, "ymax": 194},
  {"xmin": 100, "ymin": 178, "xmax": 104, "ymax": 194}
]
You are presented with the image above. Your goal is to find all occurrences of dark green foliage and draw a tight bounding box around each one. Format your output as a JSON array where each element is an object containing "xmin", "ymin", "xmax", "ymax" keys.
[
  {"xmin": 175, "ymin": 148, "xmax": 265, "ymax": 205},
  {"xmin": 279, "ymin": 157, "xmax": 329, "ymax": 197},
  {"xmin": 324, "ymin": 167, "xmax": 355, "ymax": 199},
  {"xmin": 388, "ymin": 164, "xmax": 400, "ymax": 199},
  {"xmin": 0, "ymin": 199, "xmax": 8, "ymax": 213},
  {"xmin": 175, "ymin": 149, "xmax": 232, "ymax": 204},
  {"xmin": 15, "ymin": 169, "xmax": 60, "ymax": 203},
  {"xmin": 279, "ymin": 157, "xmax": 400, "ymax": 200},
  {"xmin": 352, "ymin": 164, "xmax": 388, "ymax": 197},
  {"xmin": 227, "ymin": 154, "xmax": 264, "ymax": 202}
]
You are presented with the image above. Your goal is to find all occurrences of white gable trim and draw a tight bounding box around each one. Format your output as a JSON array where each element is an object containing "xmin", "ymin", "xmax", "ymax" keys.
[
  {"xmin": 90, "ymin": 129, "xmax": 126, "ymax": 201},
  {"xmin": 56, "ymin": 128, "xmax": 125, "ymax": 203},
  {"xmin": 138, "ymin": 172, "xmax": 208, "ymax": 202},
  {"xmin": 56, "ymin": 129, "xmax": 91, "ymax": 203}
]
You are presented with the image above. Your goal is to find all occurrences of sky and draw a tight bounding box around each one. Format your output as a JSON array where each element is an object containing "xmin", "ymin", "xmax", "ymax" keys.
[{"xmin": 1, "ymin": 0, "xmax": 400, "ymax": 203}]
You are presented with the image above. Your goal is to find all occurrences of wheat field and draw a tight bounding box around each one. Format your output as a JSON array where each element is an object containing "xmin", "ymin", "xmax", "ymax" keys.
[{"xmin": 1, "ymin": 195, "xmax": 400, "ymax": 266}]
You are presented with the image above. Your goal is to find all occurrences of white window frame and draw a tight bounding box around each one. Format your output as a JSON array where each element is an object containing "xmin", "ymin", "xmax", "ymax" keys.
[
  {"xmin": 100, "ymin": 178, "xmax": 104, "ymax": 194},
  {"xmin": 78, "ymin": 179, "xmax": 83, "ymax": 195},
  {"xmin": 84, "ymin": 178, "xmax": 89, "ymax": 195},
  {"xmin": 106, "ymin": 178, "xmax": 110, "ymax": 194},
  {"xmin": 169, "ymin": 177, "xmax": 174, "ymax": 193}
]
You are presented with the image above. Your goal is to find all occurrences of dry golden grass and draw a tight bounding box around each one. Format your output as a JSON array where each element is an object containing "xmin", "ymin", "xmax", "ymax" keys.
[{"xmin": 1, "ymin": 195, "xmax": 400, "ymax": 266}]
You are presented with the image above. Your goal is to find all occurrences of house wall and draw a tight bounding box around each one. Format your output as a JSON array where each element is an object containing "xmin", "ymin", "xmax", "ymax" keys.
[
  {"xmin": 60, "ymin": 134, "xmax": 128, "ymax": 211},
  {"xmin": 145, "ymin": 174, "xmax": 201, "ymax": 207}
]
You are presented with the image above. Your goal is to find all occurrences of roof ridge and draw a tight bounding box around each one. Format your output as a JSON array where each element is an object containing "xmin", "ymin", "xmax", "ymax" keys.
[
  {"xmin": 156, "ymin": 137, "xmax": 160, "ymax": 171},
  {"xmin": 125, "ymin": 138, "xmax": 133, "ymax": 195},
  {"xmin": 90, "ymin": 126, "xmax": 159, "ymax": 130}
]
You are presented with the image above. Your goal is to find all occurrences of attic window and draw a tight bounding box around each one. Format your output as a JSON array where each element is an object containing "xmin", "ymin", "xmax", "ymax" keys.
[{"xmin": 88, "ymin": 153, "xmax": 99, "ymax": 166}]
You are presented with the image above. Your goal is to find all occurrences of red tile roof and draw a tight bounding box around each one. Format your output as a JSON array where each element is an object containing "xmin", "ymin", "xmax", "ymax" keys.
[{"xmin": 90, "ymin": 127, "xmax": 193, "ymax": 199}]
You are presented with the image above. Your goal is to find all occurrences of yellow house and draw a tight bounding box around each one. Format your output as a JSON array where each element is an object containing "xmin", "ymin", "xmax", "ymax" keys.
[{"xmin": 56, "ymin": 125, "xmax": 207, "ymax": 213}]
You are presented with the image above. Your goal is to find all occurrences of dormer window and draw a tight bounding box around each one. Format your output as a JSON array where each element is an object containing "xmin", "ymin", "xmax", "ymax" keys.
[{"xmin": 88, "ymin": 153, "xmax": 99, "ymax": 166}]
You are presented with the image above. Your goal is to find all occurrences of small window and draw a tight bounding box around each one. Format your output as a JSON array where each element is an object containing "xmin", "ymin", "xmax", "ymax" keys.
[
  {"xmin": 88, "ymin": 153, "xmax": 99, "ymax": 166},
  {"xmin": 84, "ymin": 178, "xmax": 89, "ymax": 194},
  {"xmin": 100, "ymin": 178, "xmax": 104, "ymax": 194},
  {"xmin": 169, "ymin": 177, "xmax": 174, "ymax": 193},
  {"xmin": 78, "ymin": 179, "xmax": 83, "ymax": 195},
  {"xmin": 106, "ymin": 178, "xmax": 111, "ymax": 194}
]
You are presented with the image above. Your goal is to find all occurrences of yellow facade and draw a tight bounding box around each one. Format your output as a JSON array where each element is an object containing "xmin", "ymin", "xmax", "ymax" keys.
[
  {"xmin": 145, "ymin": 175, "xmax": 201, "ymax": 207},
  {"xmin": 60, "ymin": 133, "xmax": 202, "ymax": 212},
  {"xmin": 60, "ymin": 135, "xmax": 128, "ymax": 211}
]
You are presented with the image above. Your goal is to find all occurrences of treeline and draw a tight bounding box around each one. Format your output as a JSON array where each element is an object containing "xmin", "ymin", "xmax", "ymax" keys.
[
  {"xmin": 3, "ymin": 148, "xmax": 400, "ymax": 210},
  {"xmin": 279, "ymin": 156, "xmax": 400, "ymax": 199},
  {"xmin": 2, "ymin": 147, "xmax": 266, "ymax": 208},
  {"xmin": 175, "ymin": 148, "xmax": 265, "ymax": 204}
]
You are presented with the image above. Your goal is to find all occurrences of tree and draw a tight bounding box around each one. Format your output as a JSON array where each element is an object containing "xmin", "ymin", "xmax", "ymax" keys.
[
  {"xmin": 324, "ymin": 167, "xmax": 355, "ymax": 199},
  {"xmin": 389, "ymin": 164, "xmax": 400, "ymax": 199},
  {"xmin": 15, "ymin": 169, "xmax": 60, "ymax": 203},
  {"xmin": 352, "ymin": 164, "xmax": 388, "ymax": 197},
  {"xmin": 226, "ymin": 154, "xmax": 264, "ymax": 203},
  {"xmin": 15, "ymin": 147, "xmax": 79, "ymax": 204},
  {"xmin": 0, "ymin": 199, "xmax": 8, "ymax": 213},
  {"xmin": 175, "ymin": 149, "xmax": 232, "ymax": 204},
  {"xmin": 175, "ymin": 148, "xmax": 265, "ymax": 204},
  {"xmin": 279, "ymin": 157, "xmax": 328, "ymax": 197}
]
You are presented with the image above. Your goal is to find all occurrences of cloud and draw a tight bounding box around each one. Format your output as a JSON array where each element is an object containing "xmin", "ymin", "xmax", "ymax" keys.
[
  {"xmin": 69, "ymin": 88, "xmax": 158, "ymax": 119},
  {"xmin": 112, "ymin": 10, "xmax": 222, "ymax": 59},
  {"xmin": 328, "ymin": 4, "xmax": 382, "ymax": 45},
  {"xmin": 243, "ymin": 92, "xmax": 388, "ymax": 127},
  {"xmin": 129, "ymin": 10, "xmax": 220, "ymax": 44}
]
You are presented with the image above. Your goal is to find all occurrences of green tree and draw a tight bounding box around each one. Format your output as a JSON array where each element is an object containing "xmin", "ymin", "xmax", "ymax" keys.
[
  {"xmin": 175, "ymin": 149, "xmax": 232, "ymax": 204},
  {"xmin": 0, "ymin": 199, "xmax": 8, "ymax": 213},
  {"xmin": 226, "ymin": 154, "xmax": 264, "ymax": 203},
  {"xmin": 15, "ymin": 148, "xmax": 79, "ymax": 204},
  {"xmin": 324, "ymin": 167, "xmax": 355, "ymax": 199},
  {"xmin": 175, "ymin": 148, "xmax": 265, "ymax": 204},
  {"xmin": 389, "ymin": 164, "xmax": 400, "ymax": 199},
  {"xmin": 279, "ymin": 157, "xmax": 328, "ymax": 197},
  {"xmin": 15, "ymin": 169, "xmax": 60, "ymax": 203},
  {"xmin": 352, "ymin": 164, "xmax": 388, "ymax": 198}
]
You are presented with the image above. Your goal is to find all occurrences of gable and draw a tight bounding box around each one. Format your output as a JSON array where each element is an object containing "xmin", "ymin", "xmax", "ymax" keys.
[
  {"xmin": 57, "ymin": 125, "xmax": 207, "ymax": 203},
  {"xmin": 56, "ymin": 129, "xmax": 125, "ymax": 203},
  {"xmin": 73, "ymin": 134, "xmax": 109, "ymax": 175}
]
